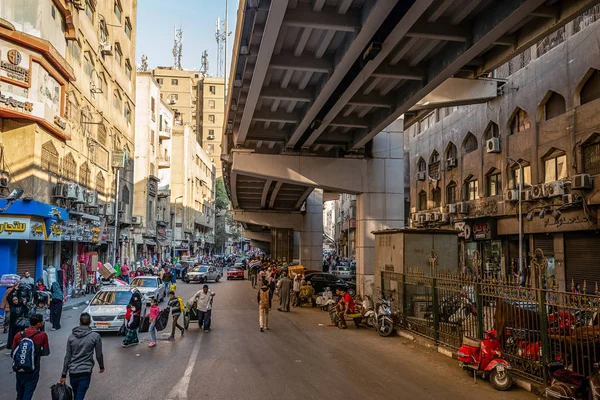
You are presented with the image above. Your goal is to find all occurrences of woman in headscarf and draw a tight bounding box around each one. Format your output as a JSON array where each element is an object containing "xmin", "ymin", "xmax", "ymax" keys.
[
  {"xmin": 6, "ymin": 295, "xmax": 28, "ymax": 351},
  {"xmin": 49, "ymin": 281, "xmax": 64, "ymax": 330},
  {"xmin": 122, "ymin": 292, "xmax": 142, "ymax": 347},
  {"xmin": 1, "ymin": 281, "xmax": 18, "ymax": 334}
]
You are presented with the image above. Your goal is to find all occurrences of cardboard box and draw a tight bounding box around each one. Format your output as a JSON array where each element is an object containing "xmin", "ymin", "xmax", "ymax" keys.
[{"xmin": 99, "ymin": 263, "xmax": 117, "ymax": 279}]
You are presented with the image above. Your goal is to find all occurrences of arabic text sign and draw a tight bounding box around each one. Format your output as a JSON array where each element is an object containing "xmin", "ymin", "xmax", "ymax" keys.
[{"xmin": 0, "ymin": 216, "xmax": 30, "ymax": 239}]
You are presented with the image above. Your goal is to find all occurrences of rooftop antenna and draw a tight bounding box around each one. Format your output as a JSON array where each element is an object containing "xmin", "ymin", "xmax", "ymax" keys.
[
  {"xmin": 200, "ymin": 50, "xmax": 209, "ymax": 75},
  {"xmin": 173, "ymin": 26, "xmax": 183, "ymax": 70},
  {"xmin": 215, "ymin": 17, "xmax": 226, "ymax": 77},
  {"xmin": 138, "ymin": 54, "xmax": 148, "ymax": 72}
]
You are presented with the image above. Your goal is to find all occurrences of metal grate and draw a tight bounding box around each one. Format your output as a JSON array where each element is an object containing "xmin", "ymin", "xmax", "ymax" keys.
[
  {"xmin": 583, "ymin": 137, "xmax": 600, "ymax": 175},
  {"xmin": 41, "ymin": 141, "xmax": 59, "ymax": 174}
]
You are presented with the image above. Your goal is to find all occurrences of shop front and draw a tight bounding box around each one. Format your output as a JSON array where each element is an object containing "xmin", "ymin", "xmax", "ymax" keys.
[{"xmin": 459, "ymin": 219, "xmax": 502, "ymax": 277}]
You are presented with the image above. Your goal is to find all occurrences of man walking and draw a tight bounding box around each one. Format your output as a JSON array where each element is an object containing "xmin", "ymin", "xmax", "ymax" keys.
[
  {"xmin": 12, "ymin": 314, "xmax": 49, "ymax": 400},
  {"xmin": 60, "ymin": 312, "xmax": 105, "ymax": 400},
  {"xmin": 20, "ymin": 272, "xmax": 35, "ymax": 286},
  {"xmin": 277, "ymin": 274, "xmax": 292, "ymax": 312},
  {"xmin": 193, "ymin": 285, "xmax": 215, "ymax": 332},
  {"xmin": 292, "ymin": 274, "xmax": 301, "ymax": 307},
  {"xmin": 167, "ymin": 291, "xmax": 185, "ymax": 339},
  {"xmin": 120, "ymin": 264, "xmax": 130, "ymax": 284},
  {"xmin": 257, "ymin": 280, "xmax": 270, "ymax": 332}
]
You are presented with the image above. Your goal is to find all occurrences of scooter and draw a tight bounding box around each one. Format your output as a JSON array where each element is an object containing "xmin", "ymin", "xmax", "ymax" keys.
[
  {"xmin": 374, "ymin": 296, "xmax": 394, "ymax": 337},
  {"xmin": 351, "ymin": 295, "xmax": 376, "ymax": 328},
  {"xmin": 315, "ymin": 287, "xmax": 336, "ymax": 311},
  {"xmin": 457, "ymin": 330, "xmax": 513, "ymax": 391},
  {"xmin": 546, "ymin": 362, "xmax": 600, "ymax": 400}
]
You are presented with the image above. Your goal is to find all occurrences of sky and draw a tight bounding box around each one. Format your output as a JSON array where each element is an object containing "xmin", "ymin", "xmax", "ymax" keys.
[{"xmin": 136, "ymin": 0, "xmax": 236, "ymax": 76}]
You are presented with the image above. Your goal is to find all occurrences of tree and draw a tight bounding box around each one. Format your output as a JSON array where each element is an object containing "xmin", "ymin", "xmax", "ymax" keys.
[
  {"xmin": 214, "ymin": 178, "xmax": 232, "ymax": 252},
  {"xmin": 215, "ymin": 178, "xmax": 229, "ymax": 212}
]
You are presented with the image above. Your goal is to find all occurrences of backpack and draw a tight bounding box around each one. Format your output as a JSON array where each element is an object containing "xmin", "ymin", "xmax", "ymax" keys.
[
  {"xmin": 177, "ymin": 296, "xmax": 185, "ymax": 312},
  {"xmin": 12, "ymin": 331, "xmax": 39, "ymax": 373}
]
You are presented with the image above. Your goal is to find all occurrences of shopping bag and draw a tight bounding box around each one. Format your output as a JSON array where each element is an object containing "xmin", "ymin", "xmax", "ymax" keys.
[
  {"xmin": 139, "ymin": 315, "xmax": 150, "ymax": 333},
  {"xmin": 50, "ymin": 382, "xmax": 73, "ymax": 400},
  {"xmin": 155, "ymin": 308, "xmax": 169, "ymax": 331}
]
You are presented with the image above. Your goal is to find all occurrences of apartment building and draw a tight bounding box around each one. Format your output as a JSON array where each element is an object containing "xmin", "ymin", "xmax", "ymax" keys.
[
  {"xmin": 200, "ymin": 77, "xmax": 225, "ymax": 176},
  {"xmin": 0, "ymin": 0, "xmax": 136, "ymax": 287},
  {"xmin": 408, "ymin": 12, "xmax": 600, "ymax": 291}
]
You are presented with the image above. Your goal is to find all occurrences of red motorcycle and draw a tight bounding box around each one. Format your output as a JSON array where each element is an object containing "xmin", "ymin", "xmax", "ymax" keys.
[{"xmin": 457, "ymin": 330, "xmax": 513, "ymax": 391}]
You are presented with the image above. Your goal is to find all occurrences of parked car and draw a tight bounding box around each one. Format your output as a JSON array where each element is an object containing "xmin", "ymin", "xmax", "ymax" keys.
[
  {"xmin": 130, "ymin": 276, "xmax": 166, "ymax": 303},
  {"xmin": 227, "ymin": 267, "xmax": 245, "ymax": 280},
  {"xmin": 331, "ymin": 265, "xmax": 353, "ymax": 280},
  {"xmin": 83, "ymin": 286, "xmax": 147, "ymax": 333},
  {"xmin": 305, "ymin": 272, "xmax": 356, "ymax": 297},
  {"xmin": 184, "ymin": 265, "xmax": 222, "ymax": 283}
]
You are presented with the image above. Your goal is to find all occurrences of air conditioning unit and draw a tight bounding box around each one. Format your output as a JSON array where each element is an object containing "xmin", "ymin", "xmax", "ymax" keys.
[
  {"xmin": 423, "ymin": 213, "xmax": 431, "ymax": 222},
  {"xmin": 562, "ymin": 193, "xmax": 580, "ymax": 204},
  {"xmin": 523, "ymin": 189, "xmax": 534, "ymax": 201},
  {"xmin": 572, "ymin": 174, "xmax": 593, "ymax": 190},
  {"xmin": 458, "ymin": 201, "xmax": 469, "ymax": 214},
  {"xmin": 486, "ymin": 137, "xmax": 501, "ymax": 153},
  {"xmin": 74, "ymin": 187, "xmax": 87, "ymax": 204},
  {"xmin": 546, "ymin": 181, "xmax": 565, "ymax": 197},
  {"xmin": 98, "ymin": 203, "xmax": 106, "ymax": 215},
  {"xmin": 430, "ymin": 212, "xmax": 440, "ymax": 222},
  {"xmin": 132, "ymin": 216, "xmax": 142, "ymax": 225},
  {"xmin": 418, "ymin": 214, "xmax": 426, "ymax": 224},
  {"xmin": 440, "ymin": 213, "xmax": 449, "ymax": 223},
  {"xmin": 207, "ymin": 135, "xmax": 215, "ymax": 140},
  {"xmin": 52, "ymin": 183, "xmax": 66, "ymax": 198},
  {"xmin": 446, "ymin": 203, "xmax": 457, "ymax": 214},
  {"xmin": 86, "ymin": 191, "xmax": 98, "ymax": 206},
  {"xmin": 65, "ymin": 183, "xmax": 80, "ymax": 199},
  {"xmin": 505, "ymin": 190, "xmax": 519, "ymax": 202},
  {"xmin": 446, "ymin": 158, "xmax": 457, "ymax": 169},
  {"xmin": 532, "ymin": 184, "xmax": 546, "ymax": 199},
  {"xmin": 101, "ymin": 44, "xmax": 113, "ymax": 56},
  {"xmin": 416, "ymin": 171, "xmax": 426, "ymax": 181},
  {"xmin": 105, "ymin": 202, "xmax": 115, "ymax": 217}
]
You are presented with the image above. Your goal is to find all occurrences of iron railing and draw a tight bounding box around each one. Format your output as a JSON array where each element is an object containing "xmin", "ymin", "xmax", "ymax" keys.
[{"xmin": 381, "ymin": 271, "xmax": 600, "ymax": 384}]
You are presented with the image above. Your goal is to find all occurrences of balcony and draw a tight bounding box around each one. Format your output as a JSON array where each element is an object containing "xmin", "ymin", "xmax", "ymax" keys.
[
  {"xmin": 157, "ymin": 156, "xmax": 171, "ymax": 169},
  {"xmin": 159, "ymin": 126, "xmax": 171, "ymax": 139}
]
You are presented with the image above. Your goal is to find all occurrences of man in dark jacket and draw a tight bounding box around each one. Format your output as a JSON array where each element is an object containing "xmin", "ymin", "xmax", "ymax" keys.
[
  {"xmin": 60, "ymin": 312, "xmax": 105, "ymax": 400},
  {"xmin": 12, "ymin": 314, "xmax": 49, "ymax": 400}
]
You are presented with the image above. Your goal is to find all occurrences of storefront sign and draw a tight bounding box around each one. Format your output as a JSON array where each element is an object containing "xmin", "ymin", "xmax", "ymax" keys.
[
  {"xmin": 0, "ymin": 48, "xmax": 30, "ymax": 84},
  {"xmin": 0, "ymin": 216, "xmax": 64, "ymax": 241},
  {"xmin": 473, "ymin": 220, "xmax": 496, "ymax": 240},
  {"xmin": 0, "ymin": 89, "xmax": 33, "ymax": 113},
  {"xmin": 54, "ymin": 115, "xmax": 67, "ymax": 130},
  {"xmin": 455, "ymin": 222, "xmax": 471, "ymax": 239},
  {"xmin": 62, "ymin": 219, "xmax": 101, "ymax": 243}
]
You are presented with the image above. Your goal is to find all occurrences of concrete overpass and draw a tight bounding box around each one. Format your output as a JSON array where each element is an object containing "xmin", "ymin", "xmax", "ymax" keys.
[{"xmin": 224, "ymin": 0, "xmax": 600, "ymax": 293}]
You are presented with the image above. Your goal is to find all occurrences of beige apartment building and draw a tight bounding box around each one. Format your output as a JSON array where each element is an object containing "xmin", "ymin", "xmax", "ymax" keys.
[
  {"xmin": 200, "ymin": 77, "xmax": 225, "ymax": 176},
  {"xmin": 0, "ymin": 0, "xmax": 137, "ymax": 285}
]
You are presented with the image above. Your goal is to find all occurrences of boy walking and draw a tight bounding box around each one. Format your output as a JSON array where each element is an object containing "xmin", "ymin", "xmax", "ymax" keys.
[
  {"xmin": 167, "ymin": 291, "xmax": 185, "ymax": 339},
  {"xmin": 12, "ymin": 314, "xmax": 50, "ymax": 400},
  {"xmin": 257, "ymin": 281, "xmax": 270, "ymax": 332}
]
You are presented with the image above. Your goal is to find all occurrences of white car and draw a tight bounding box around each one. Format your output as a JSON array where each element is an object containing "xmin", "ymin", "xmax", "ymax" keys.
[
  {"xmin": 332, "ymin": 265, "xmax": 353, "ymax": 280},
  {"xmin": 184, "ymin": 265, "xmax": 221, "ymax": 283},
  {"xmin": 130, "ymin": 276, "xmax": 166, "ymax": 303},
  {"xmin": 83, "ymin": 286, "xmax": 146, "ymax": 333}
]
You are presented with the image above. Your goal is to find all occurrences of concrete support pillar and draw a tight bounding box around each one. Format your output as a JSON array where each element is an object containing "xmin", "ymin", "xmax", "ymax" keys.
[
  {"xmin": 356, "ymin": 119, "xmax": 405, "ymax": 296},
  {"xmin": 300, "ymin": 189, "xmax": 323, "ymax": 270},
  {"xmin": 271, "ymin": 228, "xmax": 294, "ymax": 262}
]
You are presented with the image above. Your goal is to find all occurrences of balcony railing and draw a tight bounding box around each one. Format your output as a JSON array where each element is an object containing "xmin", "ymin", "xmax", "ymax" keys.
[
  {"xmin": 159, "ymin": 126, "xmax": 171, "ymax": 139},
  {"xmin": 157, "ymin": 156, "xmax": 171, "ymax": 169}
]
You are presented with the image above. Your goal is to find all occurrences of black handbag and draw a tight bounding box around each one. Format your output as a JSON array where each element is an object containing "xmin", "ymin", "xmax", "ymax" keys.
[
  {"xmin": 51, "ymin": 383, "xmax": 73, "ymax": 400},
  {"xmin": 117, "ymin": 323, "xmax": 126, "ymax": 336},
  {"xmin": 138, "ymin": 315, "xmax": 150, "ymax": 333}
]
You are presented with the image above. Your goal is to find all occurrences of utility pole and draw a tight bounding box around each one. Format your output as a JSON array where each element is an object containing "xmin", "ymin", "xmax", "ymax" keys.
[
  {"xmin": 112, "ymin": 167, "xmax": 120, "ymax": 266},
  {"xmin": 173, "ymin": 196, "xmax": 183, "ymax": 260}
]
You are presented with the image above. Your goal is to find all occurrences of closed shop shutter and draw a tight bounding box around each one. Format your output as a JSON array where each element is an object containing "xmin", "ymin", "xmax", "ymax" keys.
[
  {"xmin": 565, "ymin": 232, "xmax": 600, "ymax": 289},
  {"xmin": 17, "ymin": 241, "xmax": 37, "ymax": 278},
  {"xmin": 533, "ymin": 234, "xmax": 554, "ymax": 256}
]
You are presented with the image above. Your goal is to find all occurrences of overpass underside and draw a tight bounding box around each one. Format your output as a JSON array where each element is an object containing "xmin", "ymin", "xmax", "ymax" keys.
[{"xmin": 224, "ymin": 0, "xmax": 600, "ymax": 294}]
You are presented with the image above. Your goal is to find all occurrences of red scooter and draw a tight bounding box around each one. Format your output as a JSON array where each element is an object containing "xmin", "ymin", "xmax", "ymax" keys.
[{"xmin": 457, "ymin": 330, "xmax": 513, "ymax": 391}]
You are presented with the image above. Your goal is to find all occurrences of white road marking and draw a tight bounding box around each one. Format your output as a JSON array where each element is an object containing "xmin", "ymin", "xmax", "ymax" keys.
[{"xmin": 166, "ymin": 337, "xmax": 202, "ymax": 400}]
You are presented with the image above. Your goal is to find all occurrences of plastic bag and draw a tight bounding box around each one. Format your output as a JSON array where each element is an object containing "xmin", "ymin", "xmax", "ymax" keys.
[
  {"xmin": 139, "ymin": 315, "xmax": 150, "ymax": 333},
  {"xmin": 51, "ymin": 383, "xmax": 73, "ymax": 400}
]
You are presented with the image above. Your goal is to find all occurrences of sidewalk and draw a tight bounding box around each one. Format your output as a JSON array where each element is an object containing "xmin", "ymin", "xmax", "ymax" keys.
[{"xmin": 0, "ymin": 293, "xmax": 94, "ymax": 349}]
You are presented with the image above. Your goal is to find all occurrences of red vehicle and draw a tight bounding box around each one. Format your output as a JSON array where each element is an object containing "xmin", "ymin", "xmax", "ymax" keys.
[
  {"xmin": 457, "ymin": 330, "xmax": 513, "ymax": 391},
  {"xmin": 227, "ymin": 267, "xmax": 245, "ymax": 280}
]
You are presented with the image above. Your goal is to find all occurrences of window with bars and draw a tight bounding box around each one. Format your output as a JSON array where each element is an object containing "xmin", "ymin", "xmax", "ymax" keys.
[
  {"xmin": 79, "ymin": 163, "xmax": 90, "ymax": 187},
  {"xmin": 96, "ymin": 172, "xmax": 105, "ymax": 195},
  {"xmin": 446, "ymin": 182, "xmax": 457, "ymax": 204},
  {"xmin": 97, "ymin": 125, "xmax": 106, "ymax": 145},
  {"xmin": 510, "ymin": 108, "xmax": 531, "ymax": 134},
  {"xmin": 583, "ymin": 135, "xmax": 600, "ymax": 175},
  {"xmin": 429, "ymin": 150, "xmax": 440, "ymax": 179},
  {"xmin": 41, "ymin": 141, "xmax": 59, "ymax": 174},
  {"xmin": 63, "ymin": 153, "xmax": 77, "ymax": 181}
]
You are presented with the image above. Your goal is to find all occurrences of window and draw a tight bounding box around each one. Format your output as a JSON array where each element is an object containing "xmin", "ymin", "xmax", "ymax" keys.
[
  {"xmin": 80, "ymin": 163, "xmax": 90, "ymax": 187},
  {"xmin": 432, "ymin": 189, "xmax": 441, "ymax": 208},
  {"xmin": 85, "ymin": 0, "xmax": 94, "ymax": 22},
  {"xmin": 209, "ymin": 100, "xmax": 215, "ymax": 109},
  {"xmin": 445, "ymin": 142, "xmax": 457, "ymax": 160},
  {"xmin": 209, "ymin": 85, "xmax": 216, "ymax": 94},
  {"xmin": 483, "ymin": 121, "xmax": 499, "ymax": 140},
  {"xmin": 84, "ymin": 53, "xmax": 94, "ymax": 78},
  {"xmin": 51, "ymin": 5, "xmax": 56, "ymax": 20},
  {"xmin": 124, "ymin": 103, "xmax": 131, "ymax": 124},
  {"xmin": 544, "ymin": 91, "xmax": 566, "ymax": 120},
  {"xmin": 208, "ymin": 114, "xmax": 215, "ymax": 123},
  {"xmin": 151, "ymin": 97, "xmax": 156, "ymax": 113},
  {"xmin": 114, "ymin": 43, "xmax": 122, "ymax": 66},
  {"xmin": 68, "ymin": 40, "xmax": 81, "ymax": 64},
  {"xmin": 418, "ymin": 191, "xmax": 427, "ymax": 211},
  {"xmin": 99, "ymin": 20, "xmax": 108, "ymax": 43},
  {"xmin": 580, "ymin": 69, "xmax": 600, "ymax": 105},
  {"xmin": 417, "ymin": 157, "xmax": 426, "ymax": 173},
  {"xmin": 41, "ymin": 141, "xmax": 59, "ymax": 174},
  {"xmin": 122, "ymin": 185, "xmax": 130, "ymax": 205},
  {"xmin": 124, "ymin": 17, "xmax": 132, "ymax": 39},
  {"xmin": 114, "ymin": 0, "xmax": 122, "ymax": 22},
  {"xmin": 125, "ymin": 59, "xmax": 132, "ymax": 80},
  {"xmin": 81, "ymin": 109, "xmax": 92, "ymax": 134},
  {"xmin": 171, "ymin": 94, "xmax": 178, "ymax": 101},
  {"xmin": 510, "ymin": 108, "xmax": 531, "ymax": 134},
  {"xmin": 462, "ymin": 133, "xmax": 478, "ymax": 154},
  {"xmin": 96, "ymin": 172, "xmax": 105, "ymax": 195},
  {"xmin": 63, "ymin": 153, "xmax": 77, "ymax": 181},
  {"xmin": 207, "ymin": 144, "xmax": 215, "ymax": 154},
  {"xmin": 446, "ymin": 181, "xmax": 457, "ymax": 204},
  {"xmin": 113, "ymin": 91, "xmax": 121, "ymax": 110},
  {"xmin": 544, "ymin": 151, "xmax": 567, "ymax": 182},
  {"xmin": 465, "ymin": 178, "xmax": 479, "ymax": 201},
  {"xmin": 156, "ymin": 78, "xmax": 163, "ymax": 85},
  {"xmin": 486, "ymin": 171, "xmax": 502, "ymax": 196},
  {"xmin": 429, "ymin": 150, "xmax": 440, "ymax": 179},
  {"xmin": 150, "ymin": 130, "xmax": 155, "ymax": 146},
  {"xmin": 208, "ymin": 129, "xmax": 215, "ymax": 138},
  {"xmin": 583, "ymin": 135, "xmax": 600, "ymax": 175},
  {"xmin": 172, "ymin": 79, "xmax": 179, "ymax": 85},
  {"xmin": 419, "ymin": 112, "xmax": 436, "ymax": 133},
  {"xmin": 513, "ymin": 164, "xmax": 532, "ymax": 188},
  {"xmin": 97, "ymin": 125, "xmax": 107, "ymax": 145}
]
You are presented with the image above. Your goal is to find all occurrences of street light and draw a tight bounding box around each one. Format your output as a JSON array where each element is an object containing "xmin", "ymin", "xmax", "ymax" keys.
[
  {"xmin": 173, "ymin": 195, "xmax": 183, "ymax": 260},
  {"xmin": 507, "ymin": 156, "xmax": 524, "ymax": 278}
]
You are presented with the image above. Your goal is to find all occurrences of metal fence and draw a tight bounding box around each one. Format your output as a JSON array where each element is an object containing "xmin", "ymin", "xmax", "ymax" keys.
[{"xmin": 381, "ymin": 271, "xmax": 600, "ymax": 384}]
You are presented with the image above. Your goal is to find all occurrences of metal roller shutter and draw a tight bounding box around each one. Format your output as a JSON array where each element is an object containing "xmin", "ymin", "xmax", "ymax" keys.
[
  {"xmin": 16, "ymin": 241, "xmax": 37, "ymax": 279},
  {"xmin": 565, "ymin": 232, "xmax": 600, "ymax": 290},
  {"xmin": 533, "ymin": 234, "xmax": 554, "ymax": 256}
]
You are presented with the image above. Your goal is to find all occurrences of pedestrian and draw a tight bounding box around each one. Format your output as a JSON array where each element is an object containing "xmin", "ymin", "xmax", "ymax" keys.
[
  {"xmin": 2, "ymin": 281, "xmax": 17, "ymax": 334},
  {"xmin": 277, "ymin": 274, "xmax": 292, "ymax": 312},
  {"xmin": 163, "ymin": 268, "xmax": 172, "ymax": 290},
  {"xmin": 257, "ymin": 280, "xmax": 270, "ymax": 332},
  {"xmin": 19, "ymin": 272, "xmax": 35, "ymax": 286},
  {"xmin": 32, "ymin": 279, "xmax": 48, "ymax": 306},
  {"xmin": 28, "ymin": 300, "xmax": 49, "ymax": 331},
  {"xmin": 122, "ymin": 293, "xmax": 142, "ymax": 347},
  {"xmin": 12, "ymin": 313, "xmax": 49, "ymax": 400},
  {"xmin": 167, "ymin": 291, "xmax": 185, "ymax": 339},
  {"xmin": 292, "ymin": 274, "xmax": 301, "ymax": 307},
  {"xmin": 120, "ymin": 263, "xmax": 130, "ymax": 284},
  {"xmin": 49, "ymin": 281, "xmax": 63, "ymax": 330},
  {"xmin": 193, "ymin": 285, "xmax": 215, "ymax": 333},
  {"xmin": 148, "ymin": 297, "xmax": 160, "ymax": 347},
  {"xmin": 60, "ymin": 312, "xmax": 105, "ymax": 400},
  {"xmin": 7, "ymin": 295, "xmax": 29, "ymax": 352}
]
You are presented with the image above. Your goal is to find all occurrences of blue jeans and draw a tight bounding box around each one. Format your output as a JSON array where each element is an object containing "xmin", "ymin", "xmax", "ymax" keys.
[
  {"xmin": 121, "ymin": 275, "xmax": 129, "ymax": 284},
  {"xmin": 70, "ymin": 373, "xmax": 91, "ymax": 400},
  {"xmin": 149, "ymin": 321, "xmax": 157, "ymax": 342},
  {"xmin": 198, "ymin": 309, "xmax": 212, "ymax": 330},
  {"xmin": 16, "ymin": 369, "xmax": 40, "ymax": 400}
]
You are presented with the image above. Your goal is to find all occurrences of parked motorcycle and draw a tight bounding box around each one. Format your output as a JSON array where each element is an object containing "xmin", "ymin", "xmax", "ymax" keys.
[
  {"xmin": 546, "ymin": 362, "xmax": 600, "ymax": 400},
  {"xmin": 352, "ymin": 295, "xmax": 376, "ymax": 328},
  {"xmin": 315, "ymin": 287, "xmax": 336, "ymax": 311},
  {"xmin": 457, "ymin": 330, "xmax": 513, "ymax": 391},
  {"xmin": 374, "ymin": 297, "xmax": 394, "ymax": 337}
]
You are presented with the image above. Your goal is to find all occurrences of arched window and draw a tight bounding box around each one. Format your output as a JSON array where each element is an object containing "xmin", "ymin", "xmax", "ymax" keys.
[
  {"xmin": 486, "ymin": 168, "xmax": 502, "ymax": 196},
  {"xmin": 462, "ymin": 133, "xmax": 478, "ymax": 154},
  {"xmin": 62, "ymin": 153, "xmax": 77, "ymax": 181},
  {"xmin": 429, "ymin": 150, "xmax": 440, "ymax": 179},
  {"xmin": 417, "ymin": 157, "xmax": 426, "ymax": 173},
  {"xmin": 509, "ymin": 108, "xmax": 531, "ymax": 134},
  {"xmin": 543, "ymin": 148, "xmax": 567, "ymax": 183},
  {"xmin": 41, "ymin": 141, "xmax": 59, "ymax": 174},
  {"xmin": 445, "ymin": 142, "xmax": 457, "ymax": 159},
  {"xmin": 580, "ymin": 69, "xmax": 600, "ymax": 105},
  {"xmin": 432, "ymin": 188, "xmax": 441, "ymax": 208},
  {"xmin": 483, "ymin": 121, "xmax": 499, "ymax": 140},
  {"xmin": 446, "ymin": 181, "xmax": 457, "ymax": 204},
  {"xmin": 582, "ymin": 134, "xmax": 600, "ymax": 175},
  {"xmin": 543, "ymin": 91, "xmax": 566, "ymax": 120},
  {"xmin": 96, "ymin": 172, "xmax": 105, "ymax": 195},
  {"xmin": 418, "ymin": 190, "xmax": 427, "ymax": 211},
  {"xmin": 97, "ymin": 124, "xmax": 107, "ymax": 146},
  {"xmin": 79, "ymin": 162, "xmax": 90, "ymax": 187}
]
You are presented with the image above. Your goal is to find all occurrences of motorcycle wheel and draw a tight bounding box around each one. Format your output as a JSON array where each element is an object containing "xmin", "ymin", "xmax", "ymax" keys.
[
  {"xmin": 378, "ymin": 318, "xmax": 394, "ymax": 337},
  {"xmin": 366, "ymin": 315, "xmax": 376, "ymax": 328},
  {"xmin": 489, "ymin": 369, "xmax": 512, "ymax": 391},
  {"xmin": 347, "ymin": 288, "xmax": 356, "ymax": 297}
]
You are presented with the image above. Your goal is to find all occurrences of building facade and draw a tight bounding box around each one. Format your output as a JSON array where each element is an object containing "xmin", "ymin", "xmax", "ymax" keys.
[
  {"xmin": 334, "ymin": 193, "xmax": 356, "ymax": 258},
  {"xmin": 0, "ymin": 0, "xmax": 137, "ymax": 294},
  {"xmin": 408, "ymin": 14, "xmax": 600, "ymax": 291},
  {"xmin": 199, "ymin": 77, "xmax": 225, "ymax": 176}
]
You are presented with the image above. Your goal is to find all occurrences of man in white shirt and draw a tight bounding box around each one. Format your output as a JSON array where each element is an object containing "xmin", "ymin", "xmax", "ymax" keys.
[{"xmin": 193, "ymin": 285, "xmax": 215, "ymax": 333}]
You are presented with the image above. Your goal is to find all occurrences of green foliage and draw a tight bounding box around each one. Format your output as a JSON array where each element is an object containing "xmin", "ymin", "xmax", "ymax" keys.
[{"xmin": 215, "ymin": 178, "xmax": 229, "ymax": 212}]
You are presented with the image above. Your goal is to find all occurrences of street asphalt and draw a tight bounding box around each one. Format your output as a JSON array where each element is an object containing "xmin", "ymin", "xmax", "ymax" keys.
[{"xmin": 0, "ymin": 275, "xmax": 537, "ymax": 400}]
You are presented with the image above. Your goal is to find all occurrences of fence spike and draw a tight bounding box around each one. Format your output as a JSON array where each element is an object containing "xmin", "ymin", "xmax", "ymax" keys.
[
  {"xmin": 572, "ymin": 279, "xmax": 575, "ymax": 291},
  {"xmin": 596, "ymin": 281, "xmax": 598, "ymax": 295},
  {"xmin": 584, "ymin": 280, "xmax": 588, "ymax": 293}
]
